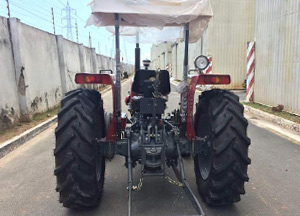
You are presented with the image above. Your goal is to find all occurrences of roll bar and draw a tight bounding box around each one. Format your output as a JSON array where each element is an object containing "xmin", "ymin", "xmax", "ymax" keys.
[
  {"xmin": 113, "ymin": 13, "xmax": 190, "ymax": 139},
  {"xmin": 180, "ymin": 23, "xmax": 189, "ymax": 136},
  {"xmin": 114, "ymin": 14, "xmax": 121, "ymax": 137}
]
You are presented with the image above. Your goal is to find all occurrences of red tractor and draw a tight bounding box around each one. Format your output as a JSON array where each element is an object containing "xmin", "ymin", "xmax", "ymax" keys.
[{"xmin": 54, "ymin": 1, "xmax": 250, "ymax": 215}]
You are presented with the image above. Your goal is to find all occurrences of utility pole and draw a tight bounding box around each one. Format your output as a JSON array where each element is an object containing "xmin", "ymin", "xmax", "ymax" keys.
[
  {"xmin": 51, "ymin": 7, "xmax": 56, "ymax": 35},
  {"xmin": 6, "ymin": 0, "xmax": 10, "ymax": 17},
  {"xmin": 75, "ymin": 21, "xmax": 79, "ymax": 43},
  {"xmin": 61, "ymin": 1, "xmax": 76, "ymax": 41},
  {"xmin": 89, "ymin": 32, "xmax": 92, "ymax": 48}
]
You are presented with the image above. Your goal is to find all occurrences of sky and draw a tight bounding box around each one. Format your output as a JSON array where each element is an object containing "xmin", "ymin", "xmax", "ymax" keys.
[{"xmin": 0, "ymin": 0, "xmax": 151, "ymax": 64}]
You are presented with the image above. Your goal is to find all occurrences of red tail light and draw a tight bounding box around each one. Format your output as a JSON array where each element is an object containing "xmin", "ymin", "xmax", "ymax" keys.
[
  {"xmin": 75, "ymin": 73, "xmax": 113, "ymax": 85},
  {"xmin": 198, "ymin": 74, "xmax": 231, "ymax": 85}
]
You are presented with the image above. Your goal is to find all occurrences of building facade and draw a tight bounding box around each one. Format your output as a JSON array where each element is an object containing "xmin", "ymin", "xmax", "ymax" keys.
[
  {"xmin": 253, "ymin": 0, "xmax": 300, "ymax": 114},
  {"xmin": 151, "ymin": 0, "xmax": 256, "ymax": 89}
]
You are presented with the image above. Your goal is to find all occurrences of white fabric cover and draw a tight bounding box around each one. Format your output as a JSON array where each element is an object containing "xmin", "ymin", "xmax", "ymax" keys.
[{"xmin": 86, "ymin": 0, "xmax": 213, "ymax": 43}]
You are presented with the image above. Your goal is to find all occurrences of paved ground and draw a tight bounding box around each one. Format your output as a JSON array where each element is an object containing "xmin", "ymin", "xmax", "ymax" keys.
[{"xmin": 0, "ymin": 79, "xmax": 300, "ymax": 216}]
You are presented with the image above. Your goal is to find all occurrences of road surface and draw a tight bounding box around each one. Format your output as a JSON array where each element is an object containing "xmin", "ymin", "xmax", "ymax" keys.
[{"xmin": 0, "ymin": 79, "xmax": 300, "ymax": 216}]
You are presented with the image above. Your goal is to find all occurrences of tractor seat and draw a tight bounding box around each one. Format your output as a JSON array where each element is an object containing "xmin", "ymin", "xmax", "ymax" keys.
[{"xmin": 132, "ymin": 69, "xmax": 171, "ymax": 96}]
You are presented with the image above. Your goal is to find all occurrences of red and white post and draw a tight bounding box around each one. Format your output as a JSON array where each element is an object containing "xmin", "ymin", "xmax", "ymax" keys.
[{"xmin": 246, "ymin": 42, "xmax": 255, "ymax": 102}]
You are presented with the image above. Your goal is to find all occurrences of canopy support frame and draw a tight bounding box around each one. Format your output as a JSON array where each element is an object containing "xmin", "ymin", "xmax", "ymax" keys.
[
  {"xmin": 114, "ymin": 13, "xmax": 121, "ymax": 138},
  {"xmin": 180, "ymin": 23, "xmax": 189, "ymax": 136}
]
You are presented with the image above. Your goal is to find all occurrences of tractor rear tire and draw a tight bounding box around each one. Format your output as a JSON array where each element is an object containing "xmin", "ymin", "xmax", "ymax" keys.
[
  {"xmin": 54, "ymin": 89, "xmax": 106, "ymax": 209},
  {"xmin": 194, "ymin": 89, "xmax": 251, "ymax": 205}
]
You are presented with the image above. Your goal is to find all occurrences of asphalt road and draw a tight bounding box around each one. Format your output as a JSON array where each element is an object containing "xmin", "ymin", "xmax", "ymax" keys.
[{"xmin": 0, "ymin": 79, "xmax": 300, "ymax": 216}]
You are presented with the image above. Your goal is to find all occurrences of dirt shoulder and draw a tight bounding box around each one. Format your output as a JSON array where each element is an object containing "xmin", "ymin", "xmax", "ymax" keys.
[
  {"xmin": 0, "ymin": 106, "xmax": 59, "ymax": 144},
  {"xmin": 242, "ymin": 102, "xmax": 300, "ymax": 125}
]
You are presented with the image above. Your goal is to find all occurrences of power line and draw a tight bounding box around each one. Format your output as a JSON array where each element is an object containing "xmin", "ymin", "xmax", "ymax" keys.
[
  {"xmin": 11, "ymin": 0, "xmax": 55, "ymax": 12},
  {"xmin": 1, "ymin": 0, "xmax": 113, "ymax": 55},
  {"xmin": 78, "ymin": 1, "xmax": 88, "ymax": 8},
  {"xmin": 9, "ymin": 2, "xmax": 54, "ymax": 25},
  {"xmin": 12, "ymin": 16, "xmax": 57, "ymax": 34},
  {"xmin": 61, "ymin": 1, "xmax": 76, "ymax": 41},
  {"xmin": 55, "ymin": 0, "xmax": 66, "ymax": 7},
  {"xmin": 0, "ymin": 3, "xmax": 8, "ymax": 13},
  {"xmin": 7, "ymin": 0, "xmax": 67, "ymax": 36},
  {"xmin": 10, "ymin": 0, "xmax": 62, "ymax": 17},
  {"xmin": 74, "ymin": 12, "xmax": 111, "ymax": 40},
  {"xmin": 9, "ymin": 6, "xmax": 63, "ymax": 31},
  {"xmin": 9, "ymin": 0, "xmax": 60, "ymax": 22}
]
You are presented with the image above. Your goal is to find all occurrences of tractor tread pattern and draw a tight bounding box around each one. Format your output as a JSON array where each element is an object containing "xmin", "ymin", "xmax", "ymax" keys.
[
  {"xmin": 54, "ymin": 88, "xmax": 105, "ymax": 209},
  {"xmin": 194, "ymin": 89, "xmax": 251, "ymax": 206}
]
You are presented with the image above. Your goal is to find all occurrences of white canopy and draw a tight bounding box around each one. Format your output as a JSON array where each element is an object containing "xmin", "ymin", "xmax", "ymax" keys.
[{"xmin": 86, "ymin": 0, "xmax": 213, "ymax": 43}]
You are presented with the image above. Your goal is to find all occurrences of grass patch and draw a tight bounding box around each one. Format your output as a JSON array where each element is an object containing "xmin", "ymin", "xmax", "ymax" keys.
[
  {"xmin": 0, "ymin": 106, "xmax": 60, "ymax": 144},
  {"xmin": 242, "ymin": 102, "xmax": 300, "ymax": 124},
  {"xmin": 32, "ymin": 106, "xmax": 60, "ymax": 122}
]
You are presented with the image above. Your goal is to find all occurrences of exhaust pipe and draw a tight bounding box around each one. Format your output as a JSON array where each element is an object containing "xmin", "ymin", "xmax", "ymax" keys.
[{"xmin": 135, "ymin": 43, "xmax": 140, "ymax": 72}]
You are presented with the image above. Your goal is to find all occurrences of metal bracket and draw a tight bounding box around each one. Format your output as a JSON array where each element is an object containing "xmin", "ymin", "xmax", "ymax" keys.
[
  {"xmin": 116, "ymin": 139, "xmax": 128, "ymax": 157},
  {"xmin": 126, "ymin": 129, "xmax": 133, "ymax": 216}
]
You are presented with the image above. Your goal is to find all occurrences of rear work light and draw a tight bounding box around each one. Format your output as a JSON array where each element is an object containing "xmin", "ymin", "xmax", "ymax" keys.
[
  {"xmin": 198, "ymin": 74, "xmax": 231, "ymax": 85},
  {"xmin": 75, "ymin": 73, "xmax": 113, "ymax": 85}
]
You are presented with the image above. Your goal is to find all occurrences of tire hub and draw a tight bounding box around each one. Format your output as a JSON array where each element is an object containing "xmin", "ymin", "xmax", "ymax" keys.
[{"xmin": 197, "ymin": 140, "xmax": 212, "ymax": 180}]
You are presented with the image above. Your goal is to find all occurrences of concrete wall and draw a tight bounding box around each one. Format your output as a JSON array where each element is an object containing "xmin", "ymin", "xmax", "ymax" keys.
[
  {"xmin": 152, "ymin": 40, "xmax": 196, "ymax": 80},
  {"xmin": 97, "ymin": 54, "xmax": 109, "ymax": 71},
  {"xmin": 0, "ymin": 17, "xmax": 20, "ymax": 129},
  {"xmin": 171, "ymin": 44, "xmax": 178, "ymax": 78},
  {"xmin": 61, "ymin": 39, "xmax": 83, "ymax": 92},
  {"xmin": 17, "ymin": 23, "xmax": 62, "ymax": 113},
  {"xmin": 176, "ymin": 42, "xmax": 185, "ymax": 79},
  {"xmin": 96, "ymin": 54, "xmax": 114, "ymax": 73},
  {"xmin": 0, "ymin": 16, "xmax": 133, "ymax": 130},
  {"xmin": 121, "ymin": 62, "xmax": 134, "ymax": 75},
  {"xmin": 82, "ymin": 46, "xmax": 95, "ymax": 73},
  {"xmin": 254, "ymin": 0, "xmax": 300, "ymax": 114},
  {"xmin": 151, "ymin": 0, "xmax": 255, "ymax": 89},
  {"xmin": 151, "ymin": 42, "xmax": 172, "ymax": 70}
]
